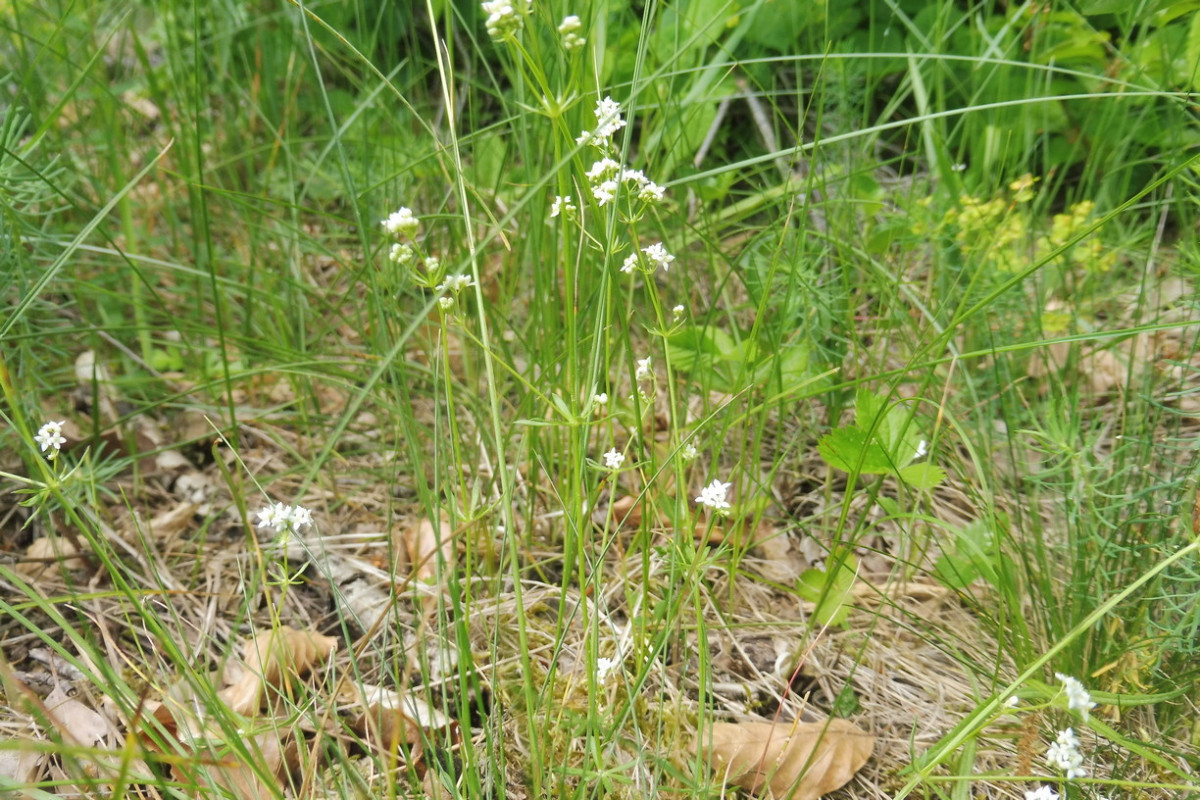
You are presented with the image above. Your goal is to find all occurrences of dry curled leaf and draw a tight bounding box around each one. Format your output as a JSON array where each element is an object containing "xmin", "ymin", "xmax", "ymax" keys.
[
  {"xmin": 220, "ymin": 626, "xmax": 338, "ymax": 715},
  {"xmin": 695, "ymin": 718, "xmax": 874, "ymax": 799},
  {"xmin": 17, "ymin": 537, "xmax": 88, "ymax": 579},
  {"xmin": 404, "ymin": 517, "xmax": 455, "ymax": 584}
]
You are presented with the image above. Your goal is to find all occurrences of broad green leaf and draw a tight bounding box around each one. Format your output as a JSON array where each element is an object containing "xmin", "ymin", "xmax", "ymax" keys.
[
  {"xmin": 817, "ymin": 427, "xmax": 893, "ymax": 474},
  {"xmin": 897, "ymin": 462, "xmax": 946, "ymax": 490},
  {"xmin": 797, "ymin": 553, "xmax": 857, "ymax": 627}
]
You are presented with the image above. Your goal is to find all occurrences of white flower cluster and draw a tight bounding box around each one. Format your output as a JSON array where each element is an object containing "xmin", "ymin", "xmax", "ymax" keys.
[
  {"xmin": 595, "ymin": 655, "xmax": 620, "ymax": 682},
  {"xmin": 34, "ymin": 420, "xmax": 66, "ymax": 459},
  {"xmin": 1055, "ymin": 672, "xmax": 1096, "ymax": 720},
  {"xmin": 550, "ymin": 195, "xmax": 576, "ymax": 219},
  {"xmin": 558, "ymin": 15, "xmax": 585, "ymax": 50},
  {"xmin": 695, "ymin": 479, "xmax": 731, "ymax": 513},
  {"xmin": 634, "ymin": 356, "xmax": 652, "ymax": 383},
  {"xmin": 1024, "ymin": 788, "xmax": 1058, "ymax": 800},
  {"xmin": 602, "ymin": 449, "xmax": 624, "ymax": 470},
  {"xmin": 621, "ymin": 241, "xmax": 675, "ymax": 274},
  {"xmin": 435, "ymin": 274, "xmax": 476, "ymax": 310},
  {"xmin": 576, "ymin": 96, "xmax": 626, "ymax": 146},
  {"xmin": 382, "ymin": 207, "xmax": 419, "ymax": 239},
  {"xmin": 584, "ymin": 158, "xmax": 664, "ymax": 208},
  {"xmin": 1045, "ymin": 727, "xmax": 1086, "ymax": 779},
  {"xmin": 481, "ymin": 0, "xmax": 531, "ymax": 39},
  {"xmin": 256, "ymin": 502, "xmax": 314, "ymax": 535}
]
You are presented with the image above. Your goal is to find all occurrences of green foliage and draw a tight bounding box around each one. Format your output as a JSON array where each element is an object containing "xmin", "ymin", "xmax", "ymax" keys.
[
  {"xmin": 796, "ymin": 552, "xmax": 858, "ymax": 628},
  {"xmin": 931, "ymin": 520, "xmax": 1002, "ymax": 591},
  {"xmin": 817, "ymin": 389, "xmax": 945, "ymax": 490}
]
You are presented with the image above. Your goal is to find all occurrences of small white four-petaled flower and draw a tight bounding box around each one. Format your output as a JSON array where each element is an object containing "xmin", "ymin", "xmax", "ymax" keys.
[
  {"xmin": 603, "ymin": 449, "xmax": 624, "ymax": 470},
  {"xmin": 34, "ymin": 420, "xmax": 66, "ymax": 459},
  {"xmin": 1024, "ymin": 787, "xmax": 1058, "ymax": 800},
  {"xmin": 695, "ymin": 479, "xmax": 732, "ymax": 512},
  {"xmin": 256, "ymin": 502, "xmax": 315, "ymax": 535}
]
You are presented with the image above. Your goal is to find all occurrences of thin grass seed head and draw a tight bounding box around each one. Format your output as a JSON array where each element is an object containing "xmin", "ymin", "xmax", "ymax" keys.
[{"xmin": 34, "ymin": 420, "xmax": 66, "ymax": 459}]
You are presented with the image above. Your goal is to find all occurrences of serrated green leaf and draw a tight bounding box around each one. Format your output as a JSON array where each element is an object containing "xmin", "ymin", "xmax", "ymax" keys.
[
  {"xmin": 817, "ymin": 427, "xmax": 894, "ymax": 474},
  {"xmin": 897, "ymin": 462, "xmax": 946, "ymax": 490}
]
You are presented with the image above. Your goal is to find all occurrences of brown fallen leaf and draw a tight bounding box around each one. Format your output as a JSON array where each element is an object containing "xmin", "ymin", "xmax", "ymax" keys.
[
  {"xmin": 17, "ymin": 536, "xmax": 88, "ymax": 579},
  {"xmin": 695, "ymin": 717, "xmax": 874, "ymax": 799},
  {"xmin": 403, "ymin": 517, "xmax": 455, "ymax": 585},
  {"xmin": 220, "ymin": 626, "xmax": 338, "ymax": 715}
]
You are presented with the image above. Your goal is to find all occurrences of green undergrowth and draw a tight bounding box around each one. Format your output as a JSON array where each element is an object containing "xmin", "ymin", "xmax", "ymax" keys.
[{"xmin": 1, "ymin": 1, "xmax": 1199, "ymax": 799}]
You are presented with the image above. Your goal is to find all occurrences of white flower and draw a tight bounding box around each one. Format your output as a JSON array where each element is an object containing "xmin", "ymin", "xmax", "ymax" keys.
[
  {"xmin": 635, "ymin": 357, "xmax": 652, "ymax": 382},
  {"xmin": 1024, "ymin": 788, "xmax": 1059, "ymax": 800},
  {"xmin": 578, "ymin": 96, "xmax": 625, "ymax": 145},
  {"xmin": 438, "ymin": 274, "xmax": 475, "ymax": 294},
  {"xmin": 637, "ymin": 179, "xmax": 665, "ymax": 204},
  {"xmin": 593, "ymin": 97, "xmax": 626, "ymax": 139},
  {"xmin": 672, "ymin": 304, "xmax": 685, "ymax": 321},
  {"xmin": 680, "ymin": 442, "xmax": 698, "ymax": 461},
  {"xmin": 695, "ymin": 479, "xmax": 732, "ymax": 512},
  {"xmin": 550, "ymin": 195, "xmax": 576, "ymax": 219},
  {"xmin": 423, "ymin": 255, "xmax": 441, "ymax": 273},
  {"xmin": 642, "ymin": 242, "xmax": 674, "ymax": 272},
  {"xmin": 621, "ymin": 253, "xmax": 639, "ymax": 274},
  {"xmin": 1004, "ymin": 695, "xmax": 1021, "ymax": 708},
  {"xmin": 558, "ymin": 15, "xmax": 585, "ymax": 50},
  {"xmin": 288, "ymin": 505, "xmax": 313, "ymax": 531},
  {"xmin": 596, "ymin": 656, "xmax": 620, "ymax": 682},
  {"xmin": 586, "ymin": 158, "xmax": 620, "ymax": 182},
  {"xmin": 603, "ymin": 449, "xmax": 625, "ymax": 470},
  {"xmin": 592, "ymin": 178, "xmax": 618, "ymax": 206},
  {"xmin": 389, "ymin": 242, "xmax": 415, "ymax": 265},
  {"xmin": 438, "ymin": 296, "xmax": 455, "ymax": 311},
  {"xmin": 914, "ymin": 439, "xmax": 928, "ymax": 459},
  {"xmin": 481, "ymin": 0, "xmax": 530, "ymax": 39},
  {"xmin": 1045, "ymin": 728, "xmax": 1086, "ymax": 779},
  {"xmin": 381, "ymin": 207, "xmax": 419, "ymax": 238},
  {"xmin": 34, "ymin": 420, "xmax": 66, "ymax": 458},
  {"xmin": 593, "ymin": 392, "xmax": 608, "ymax": 405},
  {"xmin": 256, "ymin": 502, "xmax": 290, "ymax": 533},
  {"xmin": 1055, "ymin": 673, "xmax": 1096, "ymax": 720}
]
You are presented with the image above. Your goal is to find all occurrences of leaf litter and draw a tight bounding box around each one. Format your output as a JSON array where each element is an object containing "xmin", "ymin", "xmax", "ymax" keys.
[{"xmin": 3, "ymin": 267, "xmax": 1198, "ymax": 800}]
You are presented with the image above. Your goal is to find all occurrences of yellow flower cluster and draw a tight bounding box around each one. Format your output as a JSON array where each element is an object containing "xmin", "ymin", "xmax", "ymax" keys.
[{"xmin": 935, "ymin": 174, "xmax": 1114, "ymax": 275}]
